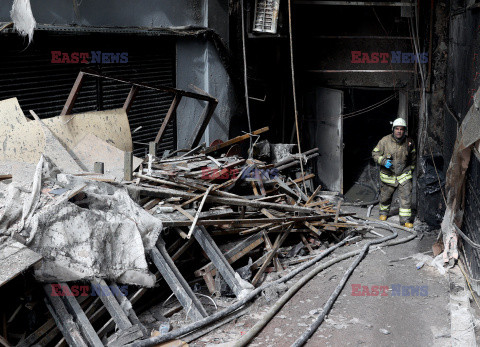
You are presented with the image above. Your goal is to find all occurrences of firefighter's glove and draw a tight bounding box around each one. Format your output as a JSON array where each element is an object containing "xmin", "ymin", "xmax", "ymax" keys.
[{"xmin": 384, "ymin": 160, "xmax": 392, "ymax": 169}]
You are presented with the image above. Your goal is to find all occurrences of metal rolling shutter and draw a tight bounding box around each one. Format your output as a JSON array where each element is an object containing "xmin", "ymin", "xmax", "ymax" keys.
[{"xmin": 0, "ymin": 32, "xmax": 176, "ymax": 157}]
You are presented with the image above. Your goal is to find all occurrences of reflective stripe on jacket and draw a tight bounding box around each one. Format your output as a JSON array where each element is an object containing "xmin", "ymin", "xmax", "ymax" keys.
[{"xmin": 372, "ymin": 134, "xmax": 416, "ymax": 186}]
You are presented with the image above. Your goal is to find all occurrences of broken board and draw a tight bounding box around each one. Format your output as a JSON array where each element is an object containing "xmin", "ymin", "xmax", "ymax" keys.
[
  {"xmin": 72, "ymin": 133, "xmax": 142, "ymax": 181},
  {"xmin": 0, "ymin": 238, "xmax": 43, "ymax": 287},
  {"xmin": 0, "ymin": 107, "xmax": 133, "ymax": 164},
  {"xmin": 0, "ymin": 97, "xmax": 26, "ymax": 127}
]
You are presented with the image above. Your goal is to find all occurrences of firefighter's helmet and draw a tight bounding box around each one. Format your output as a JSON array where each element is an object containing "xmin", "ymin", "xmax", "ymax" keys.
[{"xmin": 392, "ymin": 118, "xmax": 407, "ymax": 131}]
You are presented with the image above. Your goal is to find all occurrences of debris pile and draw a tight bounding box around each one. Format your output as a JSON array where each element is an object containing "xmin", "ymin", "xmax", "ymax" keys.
[{"xmin": 0, "ymin": 73, "xmax": 361, "ymax": 345}]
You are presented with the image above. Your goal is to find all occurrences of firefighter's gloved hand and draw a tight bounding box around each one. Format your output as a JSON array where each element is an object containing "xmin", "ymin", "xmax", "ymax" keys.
[{"xmin": 384, "ymin": 160, "xmax": 393, "ymax": 169}]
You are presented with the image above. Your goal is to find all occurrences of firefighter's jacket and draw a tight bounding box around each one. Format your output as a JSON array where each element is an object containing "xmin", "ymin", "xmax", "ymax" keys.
[{"xmin": 372, "ymin": 134, "xmax": 416, "ymax": 186}]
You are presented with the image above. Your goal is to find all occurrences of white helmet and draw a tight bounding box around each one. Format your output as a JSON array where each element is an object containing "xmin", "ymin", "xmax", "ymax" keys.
[{"xmin": 392, "ymin": 118, "xmax": 407, "ymax": 131}]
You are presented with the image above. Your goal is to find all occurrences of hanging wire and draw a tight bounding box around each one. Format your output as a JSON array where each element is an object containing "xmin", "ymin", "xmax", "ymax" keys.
[
  {"xmin": 240, "ymin": 0, "xmax": 253, "ymax": 155},
  {"xmin": 341, "ymin": 93, "xmax": 397, "ymax": 119},
  {"xmin": 287, "ymin": 0, "xmax": 308, "ymax": 197}
]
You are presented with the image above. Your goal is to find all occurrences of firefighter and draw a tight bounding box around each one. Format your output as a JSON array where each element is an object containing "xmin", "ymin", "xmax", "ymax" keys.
[{"xmin": 372, "ymin": 118, "xmax": 415, "ymax": 228}]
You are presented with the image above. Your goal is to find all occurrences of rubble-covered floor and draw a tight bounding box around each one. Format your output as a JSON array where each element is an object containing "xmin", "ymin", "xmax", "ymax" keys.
[{"xmin": 184, "ymin": 206, "xmax": 476, "ymax": 347}]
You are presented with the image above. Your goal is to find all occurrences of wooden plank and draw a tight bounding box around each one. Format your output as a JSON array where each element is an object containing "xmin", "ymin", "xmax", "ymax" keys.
[
  {"xmin": 131, "ymin": 185, "xmax": 316, "ymax": 213},
  {"xmin": 300, "ymin": 234, "xmax": 314, "ymax": 253},
  {"xmin": 60, "ymin": 71, "xmax": 85, "ymax": 116},
  {"xmin": 17, "ymin": 318, "xmax": 56, "ymax": 347},
  {"xmin": 91, "ymin": 279, "xmax": 132, "ymax": 330},
  {"xmin": 194, "ymin": 231, "xmax": 265, "ymax": 277},
  {"xmin": 0, "ymin": 240, "xmax": 42, "ymax": 287},
  {"xmin": 193, "ymin": 226, "xmax": 244, "ymax": 297},
  {"xmin": 109, "ymin": 283, "xmax": 147, "ymax": 337},
  {"xmin": 252, "ymin": 228, "xmax": 291, "ymax": 286},
  {"xmin": 260, "ymin": 209, "xmax": 282, "ymax": 270},
  {"xmin": 286, "ymin": 173, "xmax": 316, "ymax": 186},
  {"xmin": 161, "ymin": 213, "xmax": 350, "ymax": 227},
  {"xmin": 0, "ymin": 335, "xmax": 10, "ymax": 347},
  {"xmin": 123, "ymin": 86, "xmax": 139, "ymax": 114},
  {"xmin": 150, "ymin": 245, "xmax": 207, "ymax": 321},
  {"xmin": 43, "ymin": 292, "xmax": 88, "ymax": 347},
  {"xmin": 171, "ymin": 238, "xmax": 195, "ymax": 261},
  {"xmin": 204, "ymin": 127, "xmax": 270, "ymax": 154},
  {"xmin": 155, "ymin": 95, "xmax": 183, "ymax": 144},
  {"xmin": 60, "ymin": 284, "xmax": 103, "ymax": 347},
  {"xmin": 187, "ymin": 100, "xmax": 218, "ymax": 148},
  {"xmin": 306, "ymin": 185, "xmax": 323, "ymax": 205}
]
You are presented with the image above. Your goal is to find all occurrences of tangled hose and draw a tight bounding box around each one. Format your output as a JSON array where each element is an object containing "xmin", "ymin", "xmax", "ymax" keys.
[
  {"xmin": 130, "ymin": 237, "xmax": 352, "ymax": 346},
  {"xmin": 131, "ymin": 220, "xmax": 416, "ymax": 347},
  {"xmin": 233, "ymin": 220, "xmax": 416, "ymax": 347}
]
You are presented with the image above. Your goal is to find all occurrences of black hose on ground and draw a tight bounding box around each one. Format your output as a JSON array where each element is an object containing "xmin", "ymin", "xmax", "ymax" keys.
[
  {"xmin": 291, "ymin": 221, "xmax": 398, "ymax": 346},
  {"xmin": 129, "ymin": 237, "xmax": 352, "ymax": 346},
  {"xmin": 233, "ymin": 220, "xmax": 416, "ymax": 347}
]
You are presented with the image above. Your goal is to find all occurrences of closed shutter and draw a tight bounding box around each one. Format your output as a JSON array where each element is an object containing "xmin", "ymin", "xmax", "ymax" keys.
[{"xmin": 0, "ymin": 31, "xmax": 176, "ymax": 157}]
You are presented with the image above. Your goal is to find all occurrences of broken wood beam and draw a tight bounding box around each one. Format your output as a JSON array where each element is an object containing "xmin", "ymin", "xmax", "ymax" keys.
[
  {"xmin": 276, "ymin": 152, "xmax": 320, "ymax": 171},
  {"xmin": 187, "ymin": 99, "xmax": 219, "ymax": 148},
  {"xmin": 155, "ymin": 94, "xmax": 183, "ymax": 144},
  {"xmin": 194, "ymin": 231, "xmax": 265, "ymax": 278},
  {"xmin": 123, "ymin": 85, "xmax": 139, "ymax": 114},
  {"xmin": 239, "ymin": 221, "xmax": 294, "ymax": 236},
  {"xmin": 128, "ymin": 185, "xmax": 316, "ymax": 213},
  {"xmin": 187, "ymin": 185, "xmax": 214, "ymax": 239},
  {"xmin": 91, "ymin": 279, "xmax": 132, "ymax": 330},
  {"xmin": 286, "ymin": 173, "xmax": 316, "ymax": 186},
  {"xmin": 60, "ymin": 71, "xmax": 85, "ymax": 116},
  {"xmin": 43, "ymin": 286, "xmax": 88, "ymax": 347},
  {"xmin": 203, "ymin": 127, "xmax": 270, "ymax": 154},
  {"xmin": 60, "ymin": 285, "xmax": 103, "ymax": 347},
  {"xmin": 252, "ymin": 227, "xmax": 291, "ymax": 286},
  {"xmin": 150, "ymin": 238, "xmax": 208, "ymax": 321},
  {"xmin": 306, "ymin": 185, "xmax": 323, "ymax": 205},
  {"xmin": 161, "ymin": 214, "xmax": 352, "ymax": 227},
  {"xmin": 193, "ymin": 226, "xmax": 247, "ymax": 298}
]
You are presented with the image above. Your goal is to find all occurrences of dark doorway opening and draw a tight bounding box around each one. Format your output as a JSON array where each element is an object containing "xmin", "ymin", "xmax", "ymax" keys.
[{"xmin": 342, "ymin": 88, "xmax": 401, "ymax": 196}]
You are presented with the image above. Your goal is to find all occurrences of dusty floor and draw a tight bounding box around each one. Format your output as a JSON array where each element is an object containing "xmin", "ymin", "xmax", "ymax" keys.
[{"xmin": 190, "ymin": 206, "xmax": 456, "ymax": 346}]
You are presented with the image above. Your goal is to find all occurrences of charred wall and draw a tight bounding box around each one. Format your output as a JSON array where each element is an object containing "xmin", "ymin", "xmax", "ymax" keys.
[{"xmin": 444, "ymin": 0, "xmax": 480, "ymax": 279}]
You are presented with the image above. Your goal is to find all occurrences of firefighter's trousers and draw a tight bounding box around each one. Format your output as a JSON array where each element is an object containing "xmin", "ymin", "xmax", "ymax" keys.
[{"xmin": 379, "ymin": 180, "xmax": 412, "ymax": 224}]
